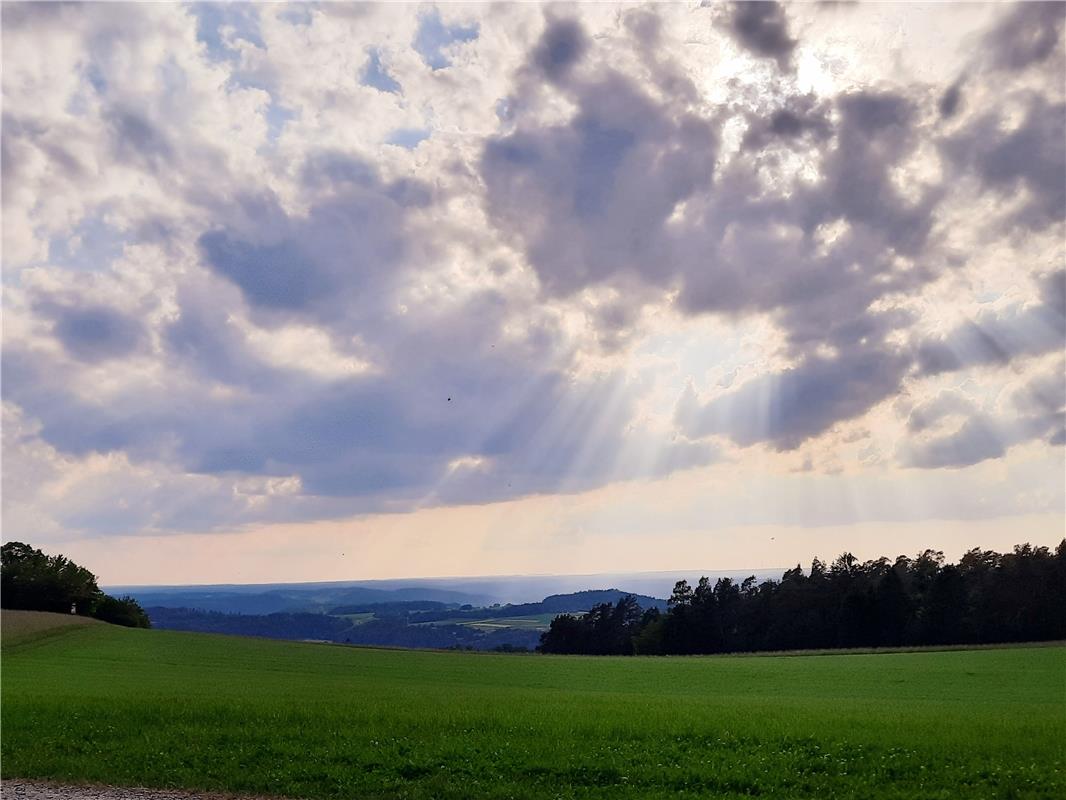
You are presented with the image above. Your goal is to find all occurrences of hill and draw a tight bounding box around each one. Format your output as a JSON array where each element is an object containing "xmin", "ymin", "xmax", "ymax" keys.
[
  {"xmin": 1, "ymin": 609, "xmax": 102, "ymax": 646},
  {"xmin": 105, "ymin": 571, "xmax": 780, "ymax": 612},
  {"xmin": 2, "ymin": 614, "xmax": 1062, "ymax": 798},
  {"xmin": 142, "ymin": 589, "xmax": 668, "ymax": 650},
  {"xmin": 118, "ymin": 585, "xmax": 493, "ymax": 615}
]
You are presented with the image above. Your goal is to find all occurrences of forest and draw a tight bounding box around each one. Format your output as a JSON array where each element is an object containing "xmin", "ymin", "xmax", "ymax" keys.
[
  {"xmin": 0, "ymin": 541, "xmax": 150, "ymax": 628},
  {"xmin": 538, "ymin": 542, "xmax": 1066, "ymax": 655}
]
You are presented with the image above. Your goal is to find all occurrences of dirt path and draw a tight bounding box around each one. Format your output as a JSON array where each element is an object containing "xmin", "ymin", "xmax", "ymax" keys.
[{"xmin": 0, "ymin": 781, "xmax": 273, "ymax": 800}]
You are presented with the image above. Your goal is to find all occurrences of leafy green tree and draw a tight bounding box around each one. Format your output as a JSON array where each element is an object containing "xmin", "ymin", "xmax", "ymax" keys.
[
  {"xmin": 1, "ymin": 541, "xmax": 151, "ymax": 628},
  {"xmin": 1, "ymin": 541, "xmax": 100, "ymax": 614},
  {"xmin": 94, "ymin": 595, "xmax": 151, "ymax": 628}
]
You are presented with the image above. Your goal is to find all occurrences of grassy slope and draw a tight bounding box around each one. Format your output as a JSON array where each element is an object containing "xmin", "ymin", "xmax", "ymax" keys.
[
  {"xmin": 1, "ymin": 614, "xmax": 1063, "ymax": 800},
  {"xmin": 2, "ymin": 609, "xmax": 102, "ymax": 646}
]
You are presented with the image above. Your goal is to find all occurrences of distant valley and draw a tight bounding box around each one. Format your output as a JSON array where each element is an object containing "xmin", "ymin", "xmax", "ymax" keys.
[{"xmin": 110, "ymin": 571, "xmax": 783, "ymax": 651}]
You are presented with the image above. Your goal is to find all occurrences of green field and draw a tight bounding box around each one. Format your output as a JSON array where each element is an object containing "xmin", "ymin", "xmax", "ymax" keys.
[
  {"xmin": 2, "ymin": 612, "xmax": 1063, "ymax": 799},
  {"xmin": 335, "ymin": 612, "xmax": 376, "ymax": 625}
]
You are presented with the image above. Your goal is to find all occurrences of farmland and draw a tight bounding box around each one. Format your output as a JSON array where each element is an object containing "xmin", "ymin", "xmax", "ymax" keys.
[
  {"xmin": 2, "ymin": 611, "xmax": 1063, "ymax": 799},
  {"xmin": 415, "ymin": 612, "xmax": 558, "ymax": 631}
]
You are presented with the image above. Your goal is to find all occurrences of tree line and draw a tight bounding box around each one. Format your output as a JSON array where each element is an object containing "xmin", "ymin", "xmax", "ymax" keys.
[
  {"xmin": 1, "ymin": 541, "xmax": 150, "ymax": 628},
  {"xmin": 539, "ymin": 542, "xmax": 1066, "ymax": 655}
]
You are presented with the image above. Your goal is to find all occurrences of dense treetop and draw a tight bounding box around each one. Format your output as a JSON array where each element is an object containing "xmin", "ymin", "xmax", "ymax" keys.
[
  {"xmin": 540, "ymin": 542, "xmax": 1066, "ymax": 655},
  {"xmin": 1, "ymin": 542, "xmax": 150, "ymax": 628}
]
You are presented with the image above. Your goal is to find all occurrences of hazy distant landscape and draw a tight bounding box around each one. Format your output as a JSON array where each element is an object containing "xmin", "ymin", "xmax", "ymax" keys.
[
  {"xmin": 111, "ymin": 572, "xmax": 763, "ymax": 651},
  {"xmin": 108, "ymin": 569, "xmax": 783, "ymax": 608}
]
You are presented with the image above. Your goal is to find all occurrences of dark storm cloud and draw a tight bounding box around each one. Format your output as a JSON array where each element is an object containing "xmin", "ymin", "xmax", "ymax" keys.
[
  {"xmin": 938, "ymin": 79, "xmax": 964, "ymax": 118},
  {"xmin": 34, "ymin": 300, "xmax": 146, "ymax": 363},
  {"xmin": 678, "ymin": 88, "xmax": 935, "ymax": 330},
  {"xmin": 1009, "ymin": 365, "xmax": 1066, "ymax": 449},
  {"xmin": 163, "ymin": 288, "xmax": 285, "ymax": 391},
  {"xmin": 741, "ymin": 95, "xmax": 832, "ymax": 151},
  {"xmin": 108, "ymin": 107, "xmax": 173, "ymax": 170},
  {"xmin": 941, "ymin": 97, "xmax": 1066, "ymax": 231},
  {"xmin": 811, "ymin": 91, "xmax": 933, "ymax": 254},
  {"xmin": 903, "ymin": 416, "xmax": 1006, "ymax": 469},
  {"xmin": 901, "ymin": 373, "xmax": 1064, "ymax": 470},
  {"xmin": 200, "ymin": 154, "xmax": 421, "ymax": 324},
  {"xmin": 906, "ymin": 392, "xmax": 974, "ymax": 434},
  {"xmin": 200, "ymin": 232, "xmax": 326, "ymax": 312},
  {"xmin": 677, "ymin": 350, "xmax": 911, "ymax": 450},
  {"xmin": 983, "ymin": 2, "xmax": 1066, "ymax": 73},
  {"xmin": 902, "ymin": 348, "xmax": 1065, "ymax": 470},
  {"xmin": 484, "ymin": 16, "xmax": 948, "ymax": 451},
  {"xmin": 726, "ymin": 1, "xmax": 797, "ymax": 71},
  {"xmin": 531, "ymin": 17, "xmax": 588, "ymax": 84},
  {"xmin": 916, "ymin": 271, "xmax": 1066, "ymax": 376},
  {"xmin": 11, "ymin": 306, "xmax": 712, "ymax": 504},
  {"xmin": 6, "ymin": 0, "xmax": 1064, "ymax": 544},
  {"xmin": 483, "ymin": 68, "xmax": 718, "ymax": 296},
  {"xmin": 479, "ymin": 6, "xmax": 1059, "ymax": 462}
]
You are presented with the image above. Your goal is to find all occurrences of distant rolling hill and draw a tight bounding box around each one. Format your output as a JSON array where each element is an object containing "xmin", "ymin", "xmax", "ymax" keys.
[
  {"xmin": 116, "ymin": 585, "xmax": 494, "ymax": 615},
  {"xmin": 143, "ymin": 589, "xmax": 668, "ymax": 650},
  {"xmin": 107, "ymin": 569, "xmax": 783, "ymax": 614}
]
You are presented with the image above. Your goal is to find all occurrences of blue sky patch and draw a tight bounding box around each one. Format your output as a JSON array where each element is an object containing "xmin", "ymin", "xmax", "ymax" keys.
[
  {"xmin": 192, "ymin": 2, "xmax": 265, "ymax": 63},
  {"xmin": 47, "ymin": 216, "xmax": 126, "ymax": 272},
  {"xmin": 266, "ymin": 102, "xmax": 297, "ymax": 141},
  {"xmin": 278, "ymin": 2, "xmax": 314, "ymax": 27},
  {"xmin": 386, "ymin": 128, "xmax": 430, "ymax": 150},
  {"xmin": 362, "ymin": 48, "xmax": 402, "ymax": 94},
  {"xmin": 413, "ymin": 9, "xmax": 478, "ymax": 70}
]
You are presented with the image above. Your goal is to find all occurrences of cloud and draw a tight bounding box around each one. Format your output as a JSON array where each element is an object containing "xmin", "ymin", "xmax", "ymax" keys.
[
  {"xmin": 941, "ymin": 96, "xmax": 1066, "ymax": 231},
  {"xmin": 903, "ymin": 416, "xmax": 1006, "ymax": 469},
  {"xmin": 482, "ymin": 20, "xmax": 719, "ymax": 298},
  {"xmin": 916, "ymin": 271, "xmax": 1066, "ymax": 376},
  {"xmin": 938, "ymin": 79, "xmax": 964, "ymax": 118},
  {"xmin": 36, "ymin": 301, "xmax": 146, "ymax": 363},
  {"xmin": 413, "ymin": 8, "xmax": 478, "ymax": 70},
  {"xmin": 531, "ymin": 16, "xmax": 588, "ymax": 84},
  {"xmin": 900, "ymin": 353, "xmax": 1066, "ymax": 469},
  {"xmin": 678, "ymin": 350, "xmax": 910, "ymax": 450},
  {"xmin": 741, "ymin": 95, "xmax": 832, "ymax": 150},
  {"xmin": 199, "ymin": 154, "xmax": 425, "ymax": 324},
  {"xmin": 725, "ymin": 1, "xmax": 797, "ymax": 71},
  {"xmin": 982, "ymin": 2, "xmax": 1066, "ymax": 73},
  {"xmin": 1, "ymin": 2, "xmax": 1063, "ymax": 542}
]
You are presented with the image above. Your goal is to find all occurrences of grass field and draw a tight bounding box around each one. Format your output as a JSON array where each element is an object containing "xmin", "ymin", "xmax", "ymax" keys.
[
  {"xmin": 462, "ymin": 613, "xmax": 557, "ymax": 631},
  {"xmin": 2, "ymin": 611, "xmax": 1063, "ymax": 799},
  {"xmin": 335, "ymin": 612, "xmax": 376, "ymax": 625}
]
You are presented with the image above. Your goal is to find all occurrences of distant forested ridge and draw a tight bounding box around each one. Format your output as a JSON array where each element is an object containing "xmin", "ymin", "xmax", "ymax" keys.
[
  {"xmin": 539, "ymin": 543, "xmax": 1066, "ymax": 655},
  {"xmin": 146, "ymin": 589, "xmax": 664, "ymax": 650},
  {"xmin": 1, "ymin": 542, "xmax": 150, "ymax": 628},
  {"xmin": 147, "ymin": 607, "xmax": 543, "ymax": 651},
  {"xmin": 391, "ymin": 589, "xmax": 666, "ymax": 624}
]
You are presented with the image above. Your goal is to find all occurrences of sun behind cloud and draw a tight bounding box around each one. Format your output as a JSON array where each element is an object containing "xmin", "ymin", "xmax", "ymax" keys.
[{"xmin": 1, "ymin": 2, "xmax": 1063, "ymax": 582}]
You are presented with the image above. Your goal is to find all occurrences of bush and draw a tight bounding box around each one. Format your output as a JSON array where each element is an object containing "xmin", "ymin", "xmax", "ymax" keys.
[{"xmin": 94, "ymin": 595, "xmax": 151, "ymax": 628}]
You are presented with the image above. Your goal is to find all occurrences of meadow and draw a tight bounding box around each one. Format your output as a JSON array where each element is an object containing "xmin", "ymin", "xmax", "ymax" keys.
[
  {"xmin": 2, "ymin": 611, "xmax": 1063, "ymax": 799},
  {"xmin": 416, "ymin": 612, "xmax": 557, "ymax": 631}
]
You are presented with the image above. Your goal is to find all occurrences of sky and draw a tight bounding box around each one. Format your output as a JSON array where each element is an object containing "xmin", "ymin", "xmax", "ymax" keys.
[{"xmin": 2, "ymin": 1, "xmax": 1064, "ymax": 586}]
